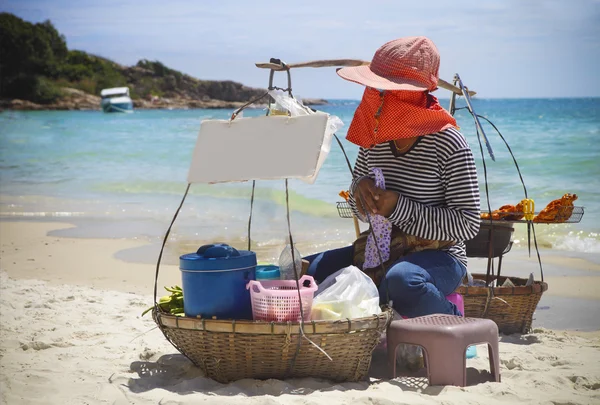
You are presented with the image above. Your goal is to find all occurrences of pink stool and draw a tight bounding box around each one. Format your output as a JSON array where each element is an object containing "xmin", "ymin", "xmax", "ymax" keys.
[
  {"xmin": 377, "ymin": 293, "xmax": 467, "ymax": 351},
  {"xmin": 387, "ymin": 314, "xmax": 501, "ymax": 386}
]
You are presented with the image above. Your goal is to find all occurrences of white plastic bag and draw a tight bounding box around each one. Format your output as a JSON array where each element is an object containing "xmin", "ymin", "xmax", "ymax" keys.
[
  {"xmin": 268, "ymin": 90, "xmax": 344, "ymax": 184},
  {"xmin": 311, "ymin": 265, "xmax": 381, "ymax": 320}
]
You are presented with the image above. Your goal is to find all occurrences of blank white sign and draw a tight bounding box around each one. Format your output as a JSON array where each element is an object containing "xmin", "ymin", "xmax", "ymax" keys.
[{"xmin": 187, "ymin": 115, "xmax": 329, "ymax": 184}]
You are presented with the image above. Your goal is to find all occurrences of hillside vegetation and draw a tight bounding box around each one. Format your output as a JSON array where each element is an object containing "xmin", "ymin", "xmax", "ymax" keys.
[{"xmin": 0, "ymin": 12, "xmax": 301, "ymax": 110}]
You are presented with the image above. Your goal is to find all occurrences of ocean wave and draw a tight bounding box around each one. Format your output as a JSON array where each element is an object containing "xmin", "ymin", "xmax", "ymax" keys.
[
  {"xmin": 511, "ymin": 225, "xmax": 600, "ymax": 254},
  {"xmin": 553, "ymin": 231, "xmax": 600, "ymax": 253}
]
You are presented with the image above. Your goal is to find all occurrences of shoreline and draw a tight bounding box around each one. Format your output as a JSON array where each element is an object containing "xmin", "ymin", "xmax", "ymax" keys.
[
  {"xmin": 0, "ymin": 96, "xmax": 329, "ymax": 112},
  {"xmin": 0, "ymin": 220, "xmax": 180, "ymax": 296},
  {"xmin": 1, "ymin": 219, "xmax": 599, "ymax": 330}
]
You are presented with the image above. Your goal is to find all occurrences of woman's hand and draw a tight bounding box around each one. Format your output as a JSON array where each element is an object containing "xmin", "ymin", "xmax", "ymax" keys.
[
  {"xmin": 375, "ymin": 190, "xmax": 400, "ymax": 218},
  {"xmin": 355, "ymin": 178, "xmax": 400, "ymax": 217},
  {"xmin": 354, "ymin": 177, "xmax": 379, "ymax": 216}
]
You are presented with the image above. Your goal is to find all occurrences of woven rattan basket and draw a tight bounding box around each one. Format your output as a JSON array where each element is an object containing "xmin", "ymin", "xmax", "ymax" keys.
[
  {"xmin": 153, "ymin": 307, "xmax": 393, "ymax": 383},
  {"xmin": 456, "ymin": 273, "xmax": 548, "ymax": 334}
]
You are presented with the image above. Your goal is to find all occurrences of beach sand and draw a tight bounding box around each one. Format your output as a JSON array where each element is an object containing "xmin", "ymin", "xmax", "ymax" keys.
[{"xmin": 1, "ymin": 221, "xmax": 599, "ymax": 404}]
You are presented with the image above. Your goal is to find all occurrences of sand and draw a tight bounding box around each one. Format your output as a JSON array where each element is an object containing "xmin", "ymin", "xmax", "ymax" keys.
[{"xmin": 1, "ymin": 220, "xmax": 600, "ymax": 405}]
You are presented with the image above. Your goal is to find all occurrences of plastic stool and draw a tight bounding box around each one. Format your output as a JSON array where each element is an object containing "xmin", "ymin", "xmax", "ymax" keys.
[{"xmin": 387, "ymin": 314, "xmax": 500, "ymax": 386}]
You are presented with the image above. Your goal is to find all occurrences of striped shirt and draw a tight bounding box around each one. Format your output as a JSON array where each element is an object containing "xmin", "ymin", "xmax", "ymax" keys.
[{"xmin": 348, "ymin": 127, "xmax": 481, "ymax": 267}]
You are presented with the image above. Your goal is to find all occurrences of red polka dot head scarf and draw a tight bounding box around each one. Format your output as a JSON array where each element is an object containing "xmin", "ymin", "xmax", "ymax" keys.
[{"xmin": 337, "ymin": 36, "xmax": 457, "ymax": 148}]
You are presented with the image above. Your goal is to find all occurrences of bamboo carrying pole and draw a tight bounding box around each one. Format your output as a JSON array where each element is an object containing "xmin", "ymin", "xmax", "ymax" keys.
[
  {"xmin": 353, "ymin": 216, "xmax": 361, "ymax": 238},
  {"xmin": 255, "ymin": 59, "xmax": 476, "ymax": 96}
]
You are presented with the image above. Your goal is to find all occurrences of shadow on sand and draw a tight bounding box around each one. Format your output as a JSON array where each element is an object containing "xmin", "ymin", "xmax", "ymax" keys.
[{"xmin": 125, "ymin": 347, "xmax": 497, "ymax": 397}]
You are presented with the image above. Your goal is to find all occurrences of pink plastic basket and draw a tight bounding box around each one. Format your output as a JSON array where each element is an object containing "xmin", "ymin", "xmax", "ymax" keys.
[{"xmin": 246, "ymin": 275, "xmax": 318, "ymax": 322}]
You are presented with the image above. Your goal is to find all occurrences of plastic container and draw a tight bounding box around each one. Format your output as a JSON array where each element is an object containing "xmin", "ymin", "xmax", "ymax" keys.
[
  {"xmin": 256, "ymin": 265, "xmax": 280, "ymax": 281},
  {"xmin": 446, "ymin": 292, "xmax": 464, "ymax": 314},
  {"xmin": 180, "ymin": 243, "xmax": 256, "ymax": 319},
  {"xmin": 246, "ymin": 275, "xmax": 318, "ymax": 322}
]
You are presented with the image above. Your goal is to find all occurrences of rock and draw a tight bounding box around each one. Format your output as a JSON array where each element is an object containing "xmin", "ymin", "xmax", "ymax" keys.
[
  {"xmin": 0, "ymin": 99, "xmax": 45, "ymax": 110},
  {"xmin": 1, "ymin": 88, "xmax": 101, "ymax": 111},
  {"xmin": 301, "ymin": 98, "xmax": 328, "ymax": 106},
  {"xmin": 2, "ymin": 87, "xmax": 326, "ymax": 111},
  {"xmin": 132, "ymin": 98, "xmax": 246, "ymax": 110},
  {"xmin": 54, "ymin": 88, "xmax": 101, "ymax": 110}
]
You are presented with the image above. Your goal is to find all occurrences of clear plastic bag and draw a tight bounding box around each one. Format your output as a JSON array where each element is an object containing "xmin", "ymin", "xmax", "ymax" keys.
[
  {"xmin": 464, "ymin": 271, "xmax": 492, "ymax": 287},
  {"xmin": 310, "ymin": 265, "xmax": 381, "ymax": 320},
  {"xmin": 278, "ymin": 244, "xmax": 302, "ymax": 280},
  {"xmin": 376, "ymin": 310, "xmax": 423, "ymax": 370},
  {"xmin": 268, "ymin": 90, "xmax": 344, "ymax": 184}
]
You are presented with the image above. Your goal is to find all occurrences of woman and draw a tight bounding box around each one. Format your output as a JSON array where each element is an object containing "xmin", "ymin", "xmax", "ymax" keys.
[{"xmin": 304, "ymin": 36, "xmax": 481, "ymax": 317}]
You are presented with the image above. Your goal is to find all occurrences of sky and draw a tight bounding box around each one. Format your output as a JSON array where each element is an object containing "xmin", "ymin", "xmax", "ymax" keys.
[{"xmin": 2, "ymin": 0, "xmax": 599, "ymax": 99}]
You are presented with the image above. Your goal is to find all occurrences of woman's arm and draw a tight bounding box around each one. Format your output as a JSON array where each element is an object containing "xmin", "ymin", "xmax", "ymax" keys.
[{"xmin": 387, "ymin": 147, "xmax": 481, "ymax": 241}]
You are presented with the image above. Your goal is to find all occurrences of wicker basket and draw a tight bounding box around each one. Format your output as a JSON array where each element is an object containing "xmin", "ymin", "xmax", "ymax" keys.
[
  {"xmin": 153, "ymin": 307, "xmax": 393, "ymax": 383},
  {"xmin": 456, "ymin": 273, "xmax": 548, "ymax": 334}
]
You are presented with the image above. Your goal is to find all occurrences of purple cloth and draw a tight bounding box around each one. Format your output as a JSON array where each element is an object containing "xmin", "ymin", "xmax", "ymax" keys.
[{"xmin": 363, "ymin": 167, "xmax": 392, "ymax": 269}]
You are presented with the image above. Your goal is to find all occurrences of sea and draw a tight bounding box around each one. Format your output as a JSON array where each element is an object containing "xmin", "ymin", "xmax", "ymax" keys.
[{"xmin": 1, "ymin": 98, "xmax": 599, "ymax": 266}]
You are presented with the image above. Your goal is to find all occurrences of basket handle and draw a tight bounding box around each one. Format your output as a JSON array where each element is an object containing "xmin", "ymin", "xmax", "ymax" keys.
[
  {"xmin": 246, "ymin": 279, "xmax": 264, "ymax": 293},
  {"xmin": 299, "ymin": 275, "xmax": 318, "ymax": 291},
  {"xmin": 153, "ymin": 184, "xmax": 191, "ymax": 309},
  {"xmin": 246, "ymin": 275, "xmax": 317, "ymax": 293}
]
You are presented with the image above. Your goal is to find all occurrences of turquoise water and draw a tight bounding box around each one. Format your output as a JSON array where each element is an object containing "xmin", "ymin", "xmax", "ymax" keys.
[{"xmin": 1, "ymin": 98, "xmax": 599, "ymax": 261}]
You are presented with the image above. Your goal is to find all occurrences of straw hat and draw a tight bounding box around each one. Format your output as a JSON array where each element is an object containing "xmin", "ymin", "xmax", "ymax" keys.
[{"xmin": 337, "ymin": 36, "xmax": 440, "ymax": 91}]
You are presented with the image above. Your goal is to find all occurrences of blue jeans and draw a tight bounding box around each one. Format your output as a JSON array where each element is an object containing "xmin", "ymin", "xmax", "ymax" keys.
[{"xmin": 304, "ymin": 246, "xmax": 466, "ymax": 317}]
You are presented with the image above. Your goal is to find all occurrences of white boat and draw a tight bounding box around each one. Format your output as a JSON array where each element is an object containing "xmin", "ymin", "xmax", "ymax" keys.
[{"xmin": 100, "ymin": 87, "xmax": 134, "ymax": 113}]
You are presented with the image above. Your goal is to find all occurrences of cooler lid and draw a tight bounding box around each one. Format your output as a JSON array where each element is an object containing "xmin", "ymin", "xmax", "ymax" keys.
[
  {"xmin": 256, "ymin": 265, "xmax": 281, "ymax": 280},
  {"xmin": 180, "ymin": 243, "xmax": 257, "ymax": 271}
]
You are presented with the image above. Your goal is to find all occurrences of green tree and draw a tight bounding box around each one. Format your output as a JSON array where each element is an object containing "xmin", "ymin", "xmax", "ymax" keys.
[
  {"xmin": 0, "ymin": 12, "xmax": 266, "ymax": 105},
  {"xmin": 0, "ymin": 13, "xmax": 67, "ymax": 102}
]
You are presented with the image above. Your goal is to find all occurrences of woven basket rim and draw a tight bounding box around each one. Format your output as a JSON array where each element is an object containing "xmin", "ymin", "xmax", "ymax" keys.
[
  {"xmin": 154, "ymin": 307, "xmax": 393, "ymax": 335},
  {"xmin": 456, "ymin": 273, "xmax": 548, "ymax": 295}
]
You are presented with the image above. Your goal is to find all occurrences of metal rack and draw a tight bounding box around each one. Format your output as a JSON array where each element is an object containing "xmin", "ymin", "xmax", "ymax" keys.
[
  {"xmin": 340, "ymin": 202, "xmax": 585, "ymax": 224},
  {"xmin": 480, "ymin": 206, "xmax": 584, "ymax": 224},
  {"xmin": 336, "ymin": 201, "xmax": 355, "ymax": 219},
  {"xmin": 336, "ymin": 201, "xmax": 585, "ymax": 279}
]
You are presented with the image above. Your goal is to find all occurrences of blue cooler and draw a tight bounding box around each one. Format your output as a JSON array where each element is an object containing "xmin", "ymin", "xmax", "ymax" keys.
[{"xmin": 180, "ymin": 243, "xmax": 256, "ymax": 319}]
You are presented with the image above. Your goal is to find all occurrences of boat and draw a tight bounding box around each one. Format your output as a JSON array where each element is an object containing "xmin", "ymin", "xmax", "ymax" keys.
[{"xmin": 100, "ymin": 87, "xmax": 134, "ymax": 113}]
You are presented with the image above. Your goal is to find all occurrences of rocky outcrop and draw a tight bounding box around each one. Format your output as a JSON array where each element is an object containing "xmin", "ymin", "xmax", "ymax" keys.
[
  {"xmin": 1, "ymin": 88, "xmax": 100, "ymax": 111},
  {"xmin": 119, "ymin": 63, "xmax": 269, "ymax": 104},
  {"xmin": 58, "ymin": 88, "xmax": 100, "ymax": 109},
  {"xmin": 132, "ymin": 97, "xmax": 327, "ymax": 110},
  {"xmin": 0, "ymin": 14, "xmax": 329, "ymax": 111},
  {"xmin": 1, "ymin": 91, "xmax": 328, "ymax": 111},
  {"xmin": 301, "ymin": 98, "xmax": 328, "ymax": 106},
  {"xmin": 132, "ymin": 98, "xmax": 248, "ymax": 110},
  {"xmin": 0, "ymin": 99, "xmax": 46, "ymax": 110},
  {"xmin": 0, "ymin": 55, "xmax": 331, "ymax": 111}
]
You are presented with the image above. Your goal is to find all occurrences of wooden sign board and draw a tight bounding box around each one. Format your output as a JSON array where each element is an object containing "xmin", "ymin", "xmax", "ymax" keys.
[{"xmin": 187, "ymin": 115, "xmax": 329, "ymax": 184}]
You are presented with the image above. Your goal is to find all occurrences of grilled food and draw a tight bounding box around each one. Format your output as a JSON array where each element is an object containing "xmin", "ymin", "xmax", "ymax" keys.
[
  {"xmin": 481, "ymin": 201, "xmax": 526, "ymax": 221},
  {"xmin": 533, "ymin": 193, "xmax": 578, "ymax": 223}
]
